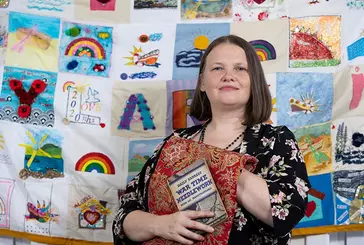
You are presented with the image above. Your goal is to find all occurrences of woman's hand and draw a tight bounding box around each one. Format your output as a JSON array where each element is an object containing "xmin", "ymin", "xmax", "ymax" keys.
[{"xmin": 155, "ymin": 210, "xmax": 215, "ymax": 245}]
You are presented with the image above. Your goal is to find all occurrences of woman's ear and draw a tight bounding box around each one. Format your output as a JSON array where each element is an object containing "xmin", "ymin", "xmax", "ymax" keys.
[{"xmin": 199, "ymin": 74, "xmax": 205, "ymax": 92}]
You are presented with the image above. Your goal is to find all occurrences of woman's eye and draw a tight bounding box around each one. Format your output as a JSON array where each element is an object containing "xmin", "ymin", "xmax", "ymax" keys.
[
  {"xmin": 212, "ymin": 67, "xmax": 222, "ymax": 71},
  {"xmin": 236, "ymin": 67, "xmax": 246, "ymax": 71}
]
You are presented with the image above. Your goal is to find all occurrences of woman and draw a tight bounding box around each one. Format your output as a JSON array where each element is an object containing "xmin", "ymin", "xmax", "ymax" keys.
[{"xmin": 113, "ymin": 35, "xmax": 311, "ymax": 245}]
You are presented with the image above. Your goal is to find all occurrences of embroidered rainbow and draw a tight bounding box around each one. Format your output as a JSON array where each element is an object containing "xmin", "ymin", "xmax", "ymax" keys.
[
  {"xmin": 65, "ymin": 37, "xmax": 106, "ymax": 60},
  {"xmin": 62, "ymin": 81, "xmax": 75, "ymax": 92},
  {"xmin": 75, "ymin": 152, "xmax": 115, "ymax": 175},
  {"xmin": 249, "ymin": 40, "xmax": 276, "ymax": 61}
]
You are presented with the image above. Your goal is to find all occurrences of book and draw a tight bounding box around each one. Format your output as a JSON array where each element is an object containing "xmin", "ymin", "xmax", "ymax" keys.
[{"xmin": 167, "ymin": 159, "xmax": 228, "ymax": 234}]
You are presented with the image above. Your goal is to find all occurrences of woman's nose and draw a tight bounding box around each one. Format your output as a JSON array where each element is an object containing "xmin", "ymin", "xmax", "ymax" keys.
[{"xmin": 222, "ymin": 73, "xmax": 235, "ymax": 82}]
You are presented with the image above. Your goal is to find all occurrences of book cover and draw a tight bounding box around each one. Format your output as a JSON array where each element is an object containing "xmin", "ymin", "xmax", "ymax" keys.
[{"xmin": 167, "ymin": 159, "xmax": 228, "ymax": 231}]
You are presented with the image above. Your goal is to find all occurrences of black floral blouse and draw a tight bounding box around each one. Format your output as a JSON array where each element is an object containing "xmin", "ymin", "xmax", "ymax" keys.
[{"xmin": 113, "ymin": 123, "xmax": 311, "ymax": 245}]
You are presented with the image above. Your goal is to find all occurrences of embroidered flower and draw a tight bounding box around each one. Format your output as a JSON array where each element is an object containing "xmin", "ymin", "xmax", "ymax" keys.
[
  {"xmin": 297, "ymin": 150, "xmax": 305, "ymax": 163},
  {"xmin": 261, "ymin": 137, "xmax": 270, "ymax": 146},
  {"xmin": 252, "ymin": 124, "xmax": 261, "ymax": 133},
  {"xmin": 219, "ymin": 167, "xmax": 235, "ymax": 187},
  {"xmin": 258, "ymin": 167, "xmax": 269, "ymax": 178},
  {"xmin": 270, "ymin": 191, "xmax": 285, "ymax": 204},
  {"xmin": 234, "ymin": 208, "xmax": 247, "ymax": 231},
  {"xmin": 9, "ymin": 79, "xmax": 22, "ymax": 91},
  {"xmin": 295, "ymin": 177, "xmax": 309, "ymax": 199},
  {"xmin": 285, "ymin": 139, "xmax": 299, "ymax": 161},
  {"xmin": 258, "ymin": 11, "xmax": 269, "ymax": 21},
  {"xmin": 269, "ymin": 138, "xmax": 276, "ymax": 149},
  {"xmin": 276, "ymin": 208, "xmax": 289, "ymax": 220},
  {"xmin": 269, "ymin": 155, "xmax": 281, "ymax": 168},
  {"xmin": 31, "ymin": 79, "xmax": 47, "ymax": 94},
  {"xmin": 233, "ymin": 13, "xmax": 243, "ymax": 22},
  {"xmin": 261, "ymin": 137, "xmax": 276, "ymax": 150},
  {"xmin": 244, "ymin": 0, "xmax": 254, "ymax": 7},
  {"xmin": 251, "ymin": 124, "xmax": 262, "ymax": 138},
  {"xmin": 18, "ymin": 104, "xmax": 31, "ymax": 118},
  {"xmin": 269, "ymin": 157, "xmax": 290, "ymax": 177},
  {"xmin": 239, "ymin": 141, "xmax": 248, "ymax": 154},
  {"xmin": 272, "ymin": 206, "xmax": 279, "ymax": 216},
  {"xmin": 162, "ymin": 143, "xmax": 187, "ymax": 166},
  {"xmin": 119, "ymin": 192, "xmax": 137, "ymax": 206},
  {"xmin": 128, "ymin": 175, "xmax": 139, "ymax": 188}
]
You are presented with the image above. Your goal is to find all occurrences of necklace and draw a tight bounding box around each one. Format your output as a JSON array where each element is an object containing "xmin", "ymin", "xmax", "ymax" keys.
[{"xmin": 199, "ymin": 124, "xmax": 244, "ymax": 150}]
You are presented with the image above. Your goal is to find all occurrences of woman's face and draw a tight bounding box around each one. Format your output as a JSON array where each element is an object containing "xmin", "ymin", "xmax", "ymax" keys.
[{"xmin": 200, "ymin": 43, "xmax": 251, "ymax": 109}]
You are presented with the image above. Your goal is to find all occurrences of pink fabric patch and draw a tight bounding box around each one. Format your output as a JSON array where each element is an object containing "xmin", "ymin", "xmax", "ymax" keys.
[
  {"xmin": 90, "ymin": 0, "xmax": 116, "ymax": 11},
  {"xmin": 350, "ymin": 73, "xmax": 364, "ymax": 110}
]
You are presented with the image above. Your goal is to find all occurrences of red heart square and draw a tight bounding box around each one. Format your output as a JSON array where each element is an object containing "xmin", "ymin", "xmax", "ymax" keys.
[
  {"xmin": 100, "ymin": 123, "xmax": 106, "ymax": 128},
  {"xmin": 305, "ymin": 201, "xmax": 316, "ymax": 218},
  {"xmin": 253, "ymin": 0, "xmax": 266, "ymax": 4},
  {"xmin": 84, "ymin": 210, "xmax": 101, "ymax": 225}
]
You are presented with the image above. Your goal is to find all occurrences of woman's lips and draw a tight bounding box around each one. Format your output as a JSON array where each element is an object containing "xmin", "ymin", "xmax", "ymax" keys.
[{"xmin": 219, "ymin": 86, "xmax": 239, "ymax": 91}]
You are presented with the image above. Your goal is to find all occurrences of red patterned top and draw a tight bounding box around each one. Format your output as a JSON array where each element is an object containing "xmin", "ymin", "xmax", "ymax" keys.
[
  {"xmin": 113, "ymin": 123, "xmax": 311, "ymax": 245},
  {"xmin": 144, "ymin": 136, "xmax": 257, "ymax": 245}
]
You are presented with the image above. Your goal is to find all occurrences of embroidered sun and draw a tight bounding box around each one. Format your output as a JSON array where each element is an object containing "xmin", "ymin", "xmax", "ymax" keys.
[
  {"xmin": 124, "ymin": 46, "xmax": 143, "ymax": 66},
  {"xmin": 194, "ymin": 35, "xmax": 209, "ymax": 50},
  {"xmin": 289, "ymin": 90, "xmax": 320, "ymax": 114},
  {"xmin": 74, "ymin": 82, "xmax": 91, "ymax": 94}
]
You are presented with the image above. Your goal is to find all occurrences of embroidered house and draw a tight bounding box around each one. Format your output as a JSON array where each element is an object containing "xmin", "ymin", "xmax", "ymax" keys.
[{"xmin": 75, "ymin": 196, "xmax": 111, "ymax": 229}]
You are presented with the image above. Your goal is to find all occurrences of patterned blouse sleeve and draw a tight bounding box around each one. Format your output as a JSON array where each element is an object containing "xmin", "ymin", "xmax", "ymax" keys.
[
  {"xmin": 112, "ymin": 137, "xmax": 168, "ymax": 245},
  {"xmin": 252, "ymin": 126, "xmax": 311, "ymax": 239}
]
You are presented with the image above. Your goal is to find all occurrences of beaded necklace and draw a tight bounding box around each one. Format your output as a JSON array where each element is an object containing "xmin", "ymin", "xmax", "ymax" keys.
[{"xmin": 198, "ymin": 123, "xmax": 244, "ymax": 150}]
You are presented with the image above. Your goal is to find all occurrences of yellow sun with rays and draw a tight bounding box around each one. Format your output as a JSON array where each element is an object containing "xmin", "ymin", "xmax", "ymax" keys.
[
  {"xmin": 19, "ymin": 131, "xmax": 51, "ymax": 168},
  {"xmin": 75, "ymin": 84, "xmax": 90, "ymax": 94},
  {"xmin": 265, "ymin": 98, "xmax": 277, "ymax": 125},
  {"xmin": 73, "ymin": 79, "xmax": 90, "ymax": 94},
  {"xmin": 124, "ymin": 46, "xmax": 143, "ymax": 66},
  {"xmin": 194, "ymin": 35, "xmax": 209, "ymax": 50},
  {"xmin": 272, "ymin": 97, "xmax": 277, "ymax": 112}
]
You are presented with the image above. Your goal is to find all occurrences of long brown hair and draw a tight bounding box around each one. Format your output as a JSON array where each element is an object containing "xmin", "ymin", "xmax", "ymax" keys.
[{"xmin": 189, "ymin": 34, "xmax": 272, "ymax": 126}]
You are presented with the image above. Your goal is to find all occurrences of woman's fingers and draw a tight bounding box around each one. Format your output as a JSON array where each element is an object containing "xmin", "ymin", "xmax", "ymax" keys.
[
  {"xmin": 181, "ymin": 211, "xmax": 215, "ymax": 233},
  {"xmin": 174, "ymin": 233, "xmax": 195, "ymax": 245},
  {"xmin": 184, "ymin": 210, "xmax": 215, "ymax": 219},
  {"xmin": 179, "ymin": 228, "xmax": 205, "ymax": 242},
  {"xmin": 158, "ymin": 211, "xmax": 215, "ymax": 244},
  {"xmin": 185, "ymin": 219, "xmax": 214, "ymax": 233}
]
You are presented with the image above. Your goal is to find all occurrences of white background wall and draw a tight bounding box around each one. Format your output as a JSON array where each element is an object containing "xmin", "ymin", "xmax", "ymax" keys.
[
  {"xmin": 0, "ymin": 232, "xmax": 363, "ymax": 245},
  {"xmin": 291, "ymin": 232, "xmax": 363, "ymax": 245}
]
